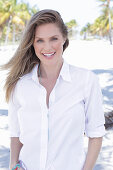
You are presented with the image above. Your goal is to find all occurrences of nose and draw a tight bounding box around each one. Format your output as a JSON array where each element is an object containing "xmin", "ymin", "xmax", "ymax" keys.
[{"xmin": 43, "ymin": 41, "xmax": 52, "ymax": 51}]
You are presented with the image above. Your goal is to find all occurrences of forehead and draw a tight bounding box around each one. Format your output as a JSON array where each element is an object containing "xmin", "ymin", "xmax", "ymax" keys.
[{"xmin": 35, "ymin": 23, "xmax": 62, "ymax": 38}]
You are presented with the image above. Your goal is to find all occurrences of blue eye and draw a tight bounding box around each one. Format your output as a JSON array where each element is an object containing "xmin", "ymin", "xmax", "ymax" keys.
[
  {"xmin": 37, "ymin": 39, "xmax": 43, "ymax": 43},
  {"xmin": 52, "ymin": 37, "xmax": 58, "ymax": 41}
]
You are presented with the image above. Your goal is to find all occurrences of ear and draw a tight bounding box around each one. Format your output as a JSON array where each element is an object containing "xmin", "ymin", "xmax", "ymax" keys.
[
  {"xmin": 63, "ymin": 40, "xmax": 65, "ymax": 45},
  {"xmin": 63, "ymin": 37, "xmax": 66, "ymax": 45}
]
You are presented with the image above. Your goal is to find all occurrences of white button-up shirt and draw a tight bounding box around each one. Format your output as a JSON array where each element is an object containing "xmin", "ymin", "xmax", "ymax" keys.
[{"xmin": 8, "ymin": 60, "xmax": 105, "ymax": 170}]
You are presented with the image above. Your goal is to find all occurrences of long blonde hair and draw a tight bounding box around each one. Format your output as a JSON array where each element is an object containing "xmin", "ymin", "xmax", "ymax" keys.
[{"xmin": 1, "ymin": 9, "xmax": 69, "ymax": 103}]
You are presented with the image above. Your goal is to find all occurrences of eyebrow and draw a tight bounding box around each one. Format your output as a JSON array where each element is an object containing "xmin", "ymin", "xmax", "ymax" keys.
[{"xmin": 35, "ymin": 35, "xmax": 59, "ymax": 39}]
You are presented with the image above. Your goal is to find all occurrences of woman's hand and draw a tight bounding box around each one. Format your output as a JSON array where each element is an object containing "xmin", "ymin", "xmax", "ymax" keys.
[
  {"xmin": 18, "ymin": 168, "xmax": 25, "ymax": 170},
  {"xmin": 9, "ymin": 166, "xmax": 25, "ymax": 170}
]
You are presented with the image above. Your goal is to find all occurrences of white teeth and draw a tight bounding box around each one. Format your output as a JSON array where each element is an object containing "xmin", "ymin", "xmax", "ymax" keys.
[{"xmin": 43, "ymin": 52, "xmax": 55, "ymax": 57}]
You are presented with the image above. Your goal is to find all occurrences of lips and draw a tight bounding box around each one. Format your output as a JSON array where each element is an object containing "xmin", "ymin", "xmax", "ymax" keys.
[{"xmin": 42, "ymin": 52, "xmax": 56, "ymax": 58}]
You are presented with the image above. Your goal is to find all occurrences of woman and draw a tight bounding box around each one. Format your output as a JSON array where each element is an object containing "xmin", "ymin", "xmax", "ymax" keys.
[{"xmin": 2, "ymin": 9, "xmax": 105, "ymax": 170}]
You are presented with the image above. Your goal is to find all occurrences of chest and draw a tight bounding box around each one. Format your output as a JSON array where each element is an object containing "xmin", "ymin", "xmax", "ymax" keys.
[
  {"xmin": 17, "ymin": 80, "xmax": 86, "ymax": 134},
  {"xmin": 39, "ymin": 77, "xmax": 57, "ymax": 108}
]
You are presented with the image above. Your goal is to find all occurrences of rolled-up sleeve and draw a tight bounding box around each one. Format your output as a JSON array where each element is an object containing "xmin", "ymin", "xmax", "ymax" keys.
[
  {"xmin": 84, "ymin": 72, "xmax": 105, "ymax": 138},
  {"xmin": 8, "ymin": 86, "xmax": 20, "ymax": 137}
]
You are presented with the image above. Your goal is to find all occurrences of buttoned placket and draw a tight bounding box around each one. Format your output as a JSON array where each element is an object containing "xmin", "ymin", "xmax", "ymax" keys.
[
  {"xmin": 39, "ymin": 78, "xmax": 58, "ymax": 170},
  {"xmin": 31, "ymin": 66, "xmax": 49, "ymax": 170},
  {"xmin": 31, "ymin": 64, "xmax": 60, "ymax": 170},
  {"xmin": 39, "ymin": 85, "xmax": 49, "ymax": 170}
]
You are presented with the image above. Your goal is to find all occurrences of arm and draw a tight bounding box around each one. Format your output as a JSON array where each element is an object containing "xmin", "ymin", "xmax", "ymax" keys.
[
  {"xmin": 83, "ymin": 137, "xmax": 102, "ymax": 170},
  {"xmin": 9, "ymin": 137, "xmax": 23, "ymax": 169}
]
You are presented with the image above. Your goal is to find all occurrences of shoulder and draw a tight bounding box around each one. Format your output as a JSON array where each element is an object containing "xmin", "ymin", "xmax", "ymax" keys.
[
  {"xmin": 15, "ymin": 73, "xmax": 31, "ymax": 89},
  {"xmin": 69, "ymin": 63, "xmax": 98, "ymax": 83},
  {"xmin": 14, "ymin": 66, "xmax": 36, "ymax": 94},
  {"xmin": 16, "ymin": 64, "xmax": 38, "ymax": 86},
  {"xmin": 68, "ymin": 63, "xmax": 101, "ymax": 99}
]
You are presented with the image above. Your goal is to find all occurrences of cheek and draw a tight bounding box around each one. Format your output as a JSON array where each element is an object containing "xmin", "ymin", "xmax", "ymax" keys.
[
  {"xmin": 34, "ymin": 44, "xmax": 41, "ymax": 54},
  {"xmin": 54, "ymin": 42, "xmax": 63, "ymax": 51}
]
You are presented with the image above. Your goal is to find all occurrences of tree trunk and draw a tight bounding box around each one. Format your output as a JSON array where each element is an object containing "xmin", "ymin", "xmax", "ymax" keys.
[
  {"xmin": 0, "ymin": 27, "xmax": 3, "ymax": 46},
  {"xmin": 84, "ymin": 32, "xmax": 87, "ymax": 40},
  {"xmin": 107, "ymin": 0, "xmax": 112, "ymax": 45},
  {"xmin": 5, "ymin": 21, "xmax": 10, "ymax": 45},
  {"xmin": 12, "ymin": 23, "xmax": 15, "ymax": 44},
  {"xmin": 5, "ymin": 16, "xmax": 12, "ymax": 45},
  {"xmin": 108, "ymin": 12, "xmax": 112, "ymax": 45}
]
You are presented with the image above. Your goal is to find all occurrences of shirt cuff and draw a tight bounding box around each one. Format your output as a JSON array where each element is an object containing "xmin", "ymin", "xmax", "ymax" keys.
[
  {"xmin": 9, "ymin": 131, "xmax": 20, "ymax": 137},
  {"xmin": 85, "ymin": 125, "xmax": 106, "ymax": 138}
]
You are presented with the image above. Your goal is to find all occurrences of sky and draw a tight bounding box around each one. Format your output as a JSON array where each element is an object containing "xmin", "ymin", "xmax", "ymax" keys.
[
  {"xmin": 23, "ymin": 0, "xmax": 101, "ymax": 28},
  {"xmin": 20, "ymin": 0, "xmax": 112, "ymax": 28}
]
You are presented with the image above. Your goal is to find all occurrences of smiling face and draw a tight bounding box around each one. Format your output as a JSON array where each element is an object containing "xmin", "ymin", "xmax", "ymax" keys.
[{"xmin": 33, "ymin": 23, "xmax": 66, "ymax": 67}]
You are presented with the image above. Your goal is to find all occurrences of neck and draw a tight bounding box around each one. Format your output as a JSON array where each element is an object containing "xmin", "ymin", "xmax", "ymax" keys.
[{"xmin": 39, "ymin": 59, "xmax": 64, "ymax": 80}]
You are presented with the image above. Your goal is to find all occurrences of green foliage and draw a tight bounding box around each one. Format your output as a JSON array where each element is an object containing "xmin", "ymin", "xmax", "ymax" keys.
[
  {"xmin": 65, "ymin": 19, "xmax": 78, "ymax": 39},
  {"xmin": 80, "ymin": 23, "xmax": 92, "ymax": 40},
  {"xmin": 0, "ymin": 0, "xmax": 39, "ymax": 44},
  {"xmin": 91, "ymin": 0, "xmax": 113, "ymax": 37},
  {"xmin": 65, "ymin": 19, "xmax": 77, "ymax": 29},
  {"xmin": 29, "ymin": 5, "xmax": 39, "ymax": 16},
  {"xmin": 80, "ymin": 0, "xmax": 113, "ymax": 43}
]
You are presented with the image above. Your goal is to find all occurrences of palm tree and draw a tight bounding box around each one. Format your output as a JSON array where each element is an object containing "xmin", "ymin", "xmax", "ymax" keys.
[
  {"xmin": 0, "ymin": 0, "xmax": 10, "ymax": 41},
  {"xmin": 90, "ymin": 16, "xmax": 108, "ymax": 38},
  {"xmin": 65, "ymin": 19, "xmax": 78, "ymax": 38},
  {"xmin": 80, "ymin": 23, "xmax": 91, "ymax": 40},
  {"xmin": 97, "ymin": 0, "xmax": 113, "ymax": 44},
  {"xmin": 6, "ymin": 0, "xmax": 31, "ymax": 44},
  {"xmin": 0, "ymin": 0, "xmax": 33, "ymax": 44}
]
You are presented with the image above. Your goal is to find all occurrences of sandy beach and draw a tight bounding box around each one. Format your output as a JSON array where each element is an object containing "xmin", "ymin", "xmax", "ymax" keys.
[{"xmin": 0, "ymin": 39, "xmax": 113, "ymax": 169}]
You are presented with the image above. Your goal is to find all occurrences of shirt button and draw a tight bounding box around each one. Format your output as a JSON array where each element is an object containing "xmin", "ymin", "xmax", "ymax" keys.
[{"xmin": 47, "ymin": 113, "xmax": 49, "ymax": 118}]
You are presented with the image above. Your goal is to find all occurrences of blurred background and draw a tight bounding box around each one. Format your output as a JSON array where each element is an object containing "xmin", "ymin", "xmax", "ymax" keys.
[
  {"xmin": 0, "ymin": 0, "xmax": 113, "ymax": 44},
  {"xmin": 0, "ymin": 0, "xmax": 113, "ymax": 169}
]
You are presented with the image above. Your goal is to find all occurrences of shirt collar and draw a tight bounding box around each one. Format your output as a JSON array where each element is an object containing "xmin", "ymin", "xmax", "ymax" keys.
[
  {"xmin": 31, "ymin": 59, "xmax": 72, "ymax": 84},
  {"xmin": 31, "ymin": 63, "xmax": 39, "ymax": 84},
  {"xmin": 59, "ymin": 59, "xmax": 72, "ymax": 82}
]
